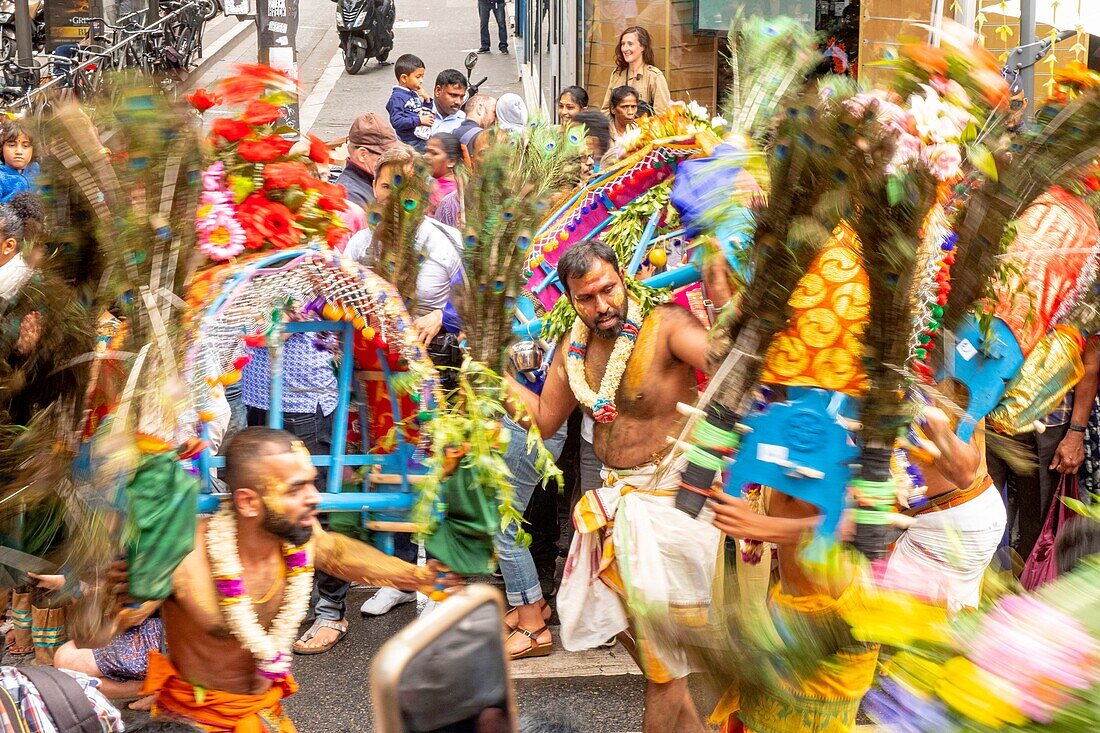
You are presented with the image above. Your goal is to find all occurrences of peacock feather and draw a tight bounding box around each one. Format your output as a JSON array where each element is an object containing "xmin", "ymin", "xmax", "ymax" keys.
[{"xmin": 366, "ymin": 157, "xmax": 430, "ymax": 310}]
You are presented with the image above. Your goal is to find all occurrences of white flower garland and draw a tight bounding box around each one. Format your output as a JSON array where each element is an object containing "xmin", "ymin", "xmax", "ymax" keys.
[
  {"xmin": 207, "ymin": 503, "xmax": 314, "ymax": 681},
  {"xmin": 565, "ymin": 298, "xmax": 643, "ymax": 423}
]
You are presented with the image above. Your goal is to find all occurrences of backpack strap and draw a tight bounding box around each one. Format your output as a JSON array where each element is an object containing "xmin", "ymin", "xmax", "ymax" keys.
[
  {"xmin": 19, "ymin": 666, "xmax": 101, "ymax": 733},
  {"xmin": 0, "ymin": 683, "xmax": 30, "ymax": 733}
]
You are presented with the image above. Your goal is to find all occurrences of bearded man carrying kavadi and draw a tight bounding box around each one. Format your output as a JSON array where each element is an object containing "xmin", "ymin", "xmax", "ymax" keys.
[
  {"xmin": 506, "ymin": 241, "xmax": 732, "ymax": 733},
  {"xmin": 69, "ymin": 427, "xmax": 456, "ymax": 732}
]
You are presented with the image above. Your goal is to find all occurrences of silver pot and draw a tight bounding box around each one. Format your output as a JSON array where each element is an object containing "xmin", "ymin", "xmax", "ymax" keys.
[{"xmin": 509, "ymin": 340, "xmax": 545, "ymax": 375}]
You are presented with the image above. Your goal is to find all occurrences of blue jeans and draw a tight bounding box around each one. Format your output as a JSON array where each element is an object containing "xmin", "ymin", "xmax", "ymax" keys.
[{"xmin": 496, "ymin": 417, "xmax": 566, "ymax": 606}]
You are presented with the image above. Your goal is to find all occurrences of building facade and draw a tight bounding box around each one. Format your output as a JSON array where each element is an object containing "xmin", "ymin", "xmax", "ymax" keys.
[{"xmin": 515, "ymin": 0, "xmax": 1100, "ymax": 122}]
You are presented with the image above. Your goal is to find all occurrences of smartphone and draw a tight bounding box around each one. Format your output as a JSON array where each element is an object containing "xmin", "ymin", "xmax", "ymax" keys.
[{"xmin": 370, "ymin": 584, "xmax": 518, "ymax": 733}]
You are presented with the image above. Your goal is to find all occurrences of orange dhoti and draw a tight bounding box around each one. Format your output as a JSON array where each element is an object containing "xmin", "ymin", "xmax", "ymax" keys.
[{"xmin": 142, "ymin": 651, "xmax": 298, "ymax": 733}]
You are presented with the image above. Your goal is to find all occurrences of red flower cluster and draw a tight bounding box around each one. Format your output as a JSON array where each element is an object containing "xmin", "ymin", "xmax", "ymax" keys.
[
  {"xmin": 238, "ymin": 194, "xmax": 300, "ymax": 250},
  {"xmin": 196, "ymin": 64, "xmax": 350, "ymax": 261}
]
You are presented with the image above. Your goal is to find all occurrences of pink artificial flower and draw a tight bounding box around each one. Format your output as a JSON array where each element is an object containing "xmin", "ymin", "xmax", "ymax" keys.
[
  {"xmin": 198, "ymin": 205, "xmax": 247, "ymax": 261},
  {"xmin": 923, "ymin": 142, "xmax": 963, "ymax": 180}
]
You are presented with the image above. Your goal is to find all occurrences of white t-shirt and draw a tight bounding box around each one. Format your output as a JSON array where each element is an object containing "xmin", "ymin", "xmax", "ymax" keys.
[
  {"xmin": 0, "ymin": 253, "xmax": 31, "ymax": 304},
  {"xmin": 344, "ymin": 219, "xmax": 464, "ymax": 314}
]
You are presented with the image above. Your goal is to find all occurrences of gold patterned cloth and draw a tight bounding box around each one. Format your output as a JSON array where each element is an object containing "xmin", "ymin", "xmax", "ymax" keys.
[{"xmin": 761, "ymin": 223, "xmax": 869, "ymax": 395}]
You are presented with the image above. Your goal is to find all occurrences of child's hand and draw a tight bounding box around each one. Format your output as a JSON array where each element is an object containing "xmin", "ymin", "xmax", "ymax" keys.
[
  {"xmin": 28, "ymin": 573, "xmax": 65, "ymax": 592},
  {"xmin": 418, "ymin": 110, "xmax": 434, "ymax": 125}
]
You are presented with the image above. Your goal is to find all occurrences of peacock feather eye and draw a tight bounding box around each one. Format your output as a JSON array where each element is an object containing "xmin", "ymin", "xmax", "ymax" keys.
[
  {"xmin": 465, "ymin": 235, "xmax": 477, "ymax": 247},
  {"xmin": 492, "ymin": 279, "xmax": 506, "ymax": 294},
  {"xmin": 393, "ymin": 173, "xmax": 404, "ymax": 186},
  {"xmin": 516, "ymin": 235, "xmax": 531, "ymax": 251},
  {"xmin": 368, "ymin": 211, "xmax": 381, "ymax": 226},
  {"xmin": 544, "ymin": 141, "xmax": 556, "ymax": 152},
  {"xmin": 403, "ymin": 198, "xmax": 417, "ymax": 211},
  {"xmin": 502, "ymin": 209, "xmax": 514, "ymax": 222}
]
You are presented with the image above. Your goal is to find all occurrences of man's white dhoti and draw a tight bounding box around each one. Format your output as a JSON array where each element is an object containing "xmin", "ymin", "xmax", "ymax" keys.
[
  {"xmin": 885, "ymin": 479, "xmax": 1006, "ymax": 612},
  {"xmin": 557, "ymin": 455, "xmax": 722, "ymax": 682}
]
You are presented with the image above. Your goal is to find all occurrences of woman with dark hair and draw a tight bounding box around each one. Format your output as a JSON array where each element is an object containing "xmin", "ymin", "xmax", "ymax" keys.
[
  {"xmin": 608, "ymin": 86, "xmax": 639, "ymax": 144},
  {"xmin": 600, "ymin": 26, "xmax": 671, "ymax": 117},
  {"xmin": 557, "ymin": 86, "xmax": 588, "ymax": 125},
  {"xmin": 570, "ymin": 109, "xmax": 611, "ymax": 177},
  {"xmin": 425, "ymin": 132, "xmax": 463, "ymax": 215}
]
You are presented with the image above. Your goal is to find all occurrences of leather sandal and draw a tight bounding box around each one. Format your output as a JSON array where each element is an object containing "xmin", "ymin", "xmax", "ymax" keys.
[
  {"xmin": 292, "ymin": 618, "xmax": 348, "ymax": 655},
  {"xmin": 503, "ymin": 600, "xmax": 550, "ymax": 633},
  {"xmin": 507, "ymin": 625, "xmax": 552, "ymax": 660}
]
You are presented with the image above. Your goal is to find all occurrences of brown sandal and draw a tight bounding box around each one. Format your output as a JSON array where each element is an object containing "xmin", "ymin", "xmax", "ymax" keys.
[
  {"xmin": 503, "ymin": 600, "xmax": 550, "ymax": 633},
  {"xmin": 507, "ymin": 625, "xmax": 552, "ymax": 660}
]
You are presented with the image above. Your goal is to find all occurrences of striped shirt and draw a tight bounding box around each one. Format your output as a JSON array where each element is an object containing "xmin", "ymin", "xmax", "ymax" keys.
[{"xmin": 0, "ymin": 666, "xmax": 123, "ymax": 733}]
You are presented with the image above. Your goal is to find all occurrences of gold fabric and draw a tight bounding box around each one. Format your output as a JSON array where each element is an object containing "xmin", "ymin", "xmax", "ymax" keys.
[{"xmin": 761, "ymin": 223, "xmax": 869, "ymax": 396}]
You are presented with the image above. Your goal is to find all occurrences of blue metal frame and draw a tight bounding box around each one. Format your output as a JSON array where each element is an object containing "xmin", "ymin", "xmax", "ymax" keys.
[{"xmin": 193, "ymin": 251, "xmax": 427, "ymax": 548}]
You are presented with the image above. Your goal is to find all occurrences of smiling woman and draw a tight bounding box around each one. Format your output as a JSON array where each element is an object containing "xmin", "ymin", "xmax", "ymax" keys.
[{"xmin": 599, "ymin": 26, "xmax": 671, "ymax": 117}]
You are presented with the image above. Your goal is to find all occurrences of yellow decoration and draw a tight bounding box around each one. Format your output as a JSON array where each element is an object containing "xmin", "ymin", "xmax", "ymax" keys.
[
  {"xmin": 761, "ymin": 222, "xmax": 869, "ymax": 396},
  {"xmin": 647, "ymin": 247, "xmax": 667, "ymax": 268},
  {"xmin": 362, "ymin": 326, "xmax": 376, "ymax": 340},
  {"xmin": 322, "ymin": 303, "xmax": 342, "ymax": 321},
  {"xmin": 220, "ymin": 369, "xmax": 243, "ymax": 386}
]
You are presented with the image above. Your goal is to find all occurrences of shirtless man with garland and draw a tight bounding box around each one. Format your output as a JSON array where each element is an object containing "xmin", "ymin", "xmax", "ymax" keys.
[
  {"xmin": 507, "ymin": 241, "xmax": 731, "ymax": 733},
  {"xmin": 70, "ymin": 427, "xmax": 452, "ymax": 732}
]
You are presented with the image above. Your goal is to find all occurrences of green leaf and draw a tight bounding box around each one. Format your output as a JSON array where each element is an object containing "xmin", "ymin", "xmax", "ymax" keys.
[
  {"xmin": 1061, "ymin": 496, "xmax": 1089, "ymax": 517},
  {"xmin": 886, "ymin": 175, "xmax": 904, "ymax": 206},
  {"xmin": 967, "ymin": 143, "xmax": 998, "ymax": 182}
]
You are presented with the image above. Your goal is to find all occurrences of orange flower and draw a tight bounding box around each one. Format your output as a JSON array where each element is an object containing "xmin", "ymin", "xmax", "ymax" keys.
[
  {"xmin": 185, "ymin": 88, "xmax": 221, "ymax": 112},
  {"xmin": 238, "ymin": 193, "xmax": 300, "ymax": 249},
  {"xmin": 211, "ymin": 117, "xmax": 252, "ymax": 143},
  {"xmin": 263, "ymin": 161, "xmax": 312, "ymax": 190},
  {"xmin": 238, "ymin": 135, "xmax": 294, "ymax": 163},
  {"xmin": 1055, "ymin": 61, "xmax": 1100, "ymax": 89},
  {"xmin": 973, "ymin": 68, "xmax": 1011, "ymax": 109},
  {"xmin": 308, "ymin": 134, "xmax": 331, "ymax": 165},
  {"xmin": 903, "ymin": 43, "xmax": 949, "ymax": 75},
  {"xmin": 241, "ymin": 100, "xmax": 283, "ymax": 127},
  {"xmin": 216, "ymin": 63, "xmax": 298, "ymax": 104}
]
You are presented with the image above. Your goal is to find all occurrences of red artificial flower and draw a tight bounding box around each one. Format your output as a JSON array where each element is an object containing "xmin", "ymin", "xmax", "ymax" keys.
[
  {"xmin": 307, "ymin": 134, "xmax": 331, "ymax": 165},
  {"xmin": 326, "ymin": 224, "xmax": 350, "ymax": 250},
  {"xmin": 211, "ymin": 117, "xmax": 252, "ymax": 143},
  {"xmin": 185, "ymin": 88, "xmax": 221, "ymax": 112},
  {"xmin": 216, "ymin": 63, "xmax": 298, "ymax": 104},
  {"xmin": 263, "ymin": 161, "xmax": 312, "ymax": 190},
  {"xmin": 312, "ymin": 180, "xmax": 349, "ymax": 212},
  {"xmin": 241, "ymin": 100, "xmax": 282, "ymax": 127},
  {"xmin": 238, "ymin": 193, "xmax": 300, "ymax": 249},
  {"xmin": 238, "ymin": 135, "xmax": 294, "ymax": 163}
]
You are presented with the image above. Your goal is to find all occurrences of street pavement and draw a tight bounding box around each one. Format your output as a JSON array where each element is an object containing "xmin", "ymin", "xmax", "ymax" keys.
[{"xmin": 186, "ymin": 0, "xmax": 523, "ymax": 142}]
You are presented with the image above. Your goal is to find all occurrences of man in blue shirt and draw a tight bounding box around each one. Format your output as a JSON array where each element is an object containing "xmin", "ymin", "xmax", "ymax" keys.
[{"xmin": 430, "ymin": 69, "xmax": 469, "ymax": 135}]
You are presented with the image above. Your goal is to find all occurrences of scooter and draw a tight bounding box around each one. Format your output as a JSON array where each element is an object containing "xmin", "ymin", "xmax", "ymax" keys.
[
  {"xmin": 333, "ymin": 0, "xmax": 395, "ymax": 75},
  {"xmin": 0, "ymin": 0, "xmax": 44, "ymax": 62}
]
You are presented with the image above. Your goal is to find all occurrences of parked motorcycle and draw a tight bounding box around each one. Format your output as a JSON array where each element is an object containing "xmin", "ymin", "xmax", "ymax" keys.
[
  {"xmin": 0, "ymin": 0, "xmax": 44, "ymax": 62},
  {"xmin": 203, "ymin": 0, "xmax": 223, "ymax": 22},
  {"xmin": 333, "ymin": 0, "xmax": 394, "ymax": 75}
]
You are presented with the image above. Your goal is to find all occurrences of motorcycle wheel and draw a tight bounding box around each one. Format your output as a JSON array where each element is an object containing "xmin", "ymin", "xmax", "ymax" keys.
[
  {"xmin": 203, "ymin": 0, "xmax": 221, "ymax": 22},
  {"xmin": 376, "ymin": 46, "xmax": 391, "ymax": 64},
  {"xmin": 344, "ymin": 44, "xmax": 366, "ymax": 75}
]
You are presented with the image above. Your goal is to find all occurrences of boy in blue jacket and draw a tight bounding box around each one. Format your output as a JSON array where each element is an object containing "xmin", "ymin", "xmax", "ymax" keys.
[{"xmin": 386, "ymin": 54, "xmax": 434, "ymax": 151}]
